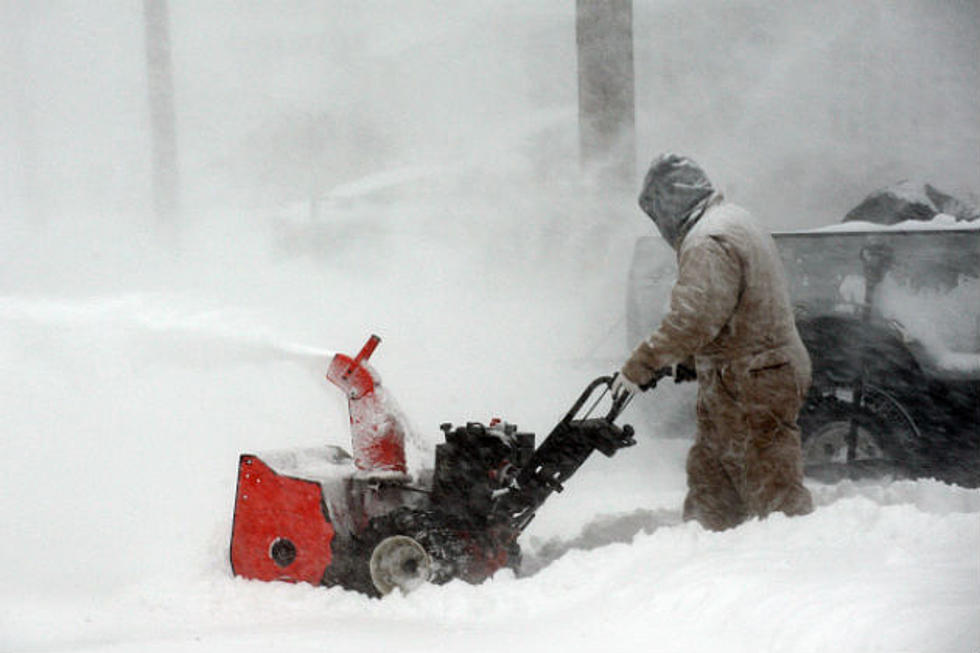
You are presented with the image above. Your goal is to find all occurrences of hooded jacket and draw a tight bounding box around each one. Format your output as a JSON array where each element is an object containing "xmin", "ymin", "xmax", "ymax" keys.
[{"xmin": 623, "ymin": 155, "xmax": 810, "ymax": 390}]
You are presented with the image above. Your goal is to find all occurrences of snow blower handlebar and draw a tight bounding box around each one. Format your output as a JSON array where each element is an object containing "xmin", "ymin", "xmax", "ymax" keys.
[
  {"xmin": 571, "ymin": 375, "xmax": 633, "ymax": 423},
  {"xmin": 489, "ymin": 376, "xmax": 638, "ymax": 534}
]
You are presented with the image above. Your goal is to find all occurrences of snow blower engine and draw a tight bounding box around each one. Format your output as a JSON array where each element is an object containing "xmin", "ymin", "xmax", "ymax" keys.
[{"xmin": 230, "ymin": 335, "xmax": 639, "ymax": 596}]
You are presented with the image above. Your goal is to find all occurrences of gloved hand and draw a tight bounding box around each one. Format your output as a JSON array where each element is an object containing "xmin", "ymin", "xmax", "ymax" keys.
[
  {"xmin": 611, "ymin": 371, "xmax": 640, "ymax": 402},
  {"xmin": 674, "ymin": 361, "xmax": 697, "ymax": 383}
]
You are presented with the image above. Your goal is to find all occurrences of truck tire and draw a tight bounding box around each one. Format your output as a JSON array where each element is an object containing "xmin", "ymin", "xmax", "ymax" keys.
[{"xmin": 799, "ymin": 385, "xmax": 919, "ymax": 482}]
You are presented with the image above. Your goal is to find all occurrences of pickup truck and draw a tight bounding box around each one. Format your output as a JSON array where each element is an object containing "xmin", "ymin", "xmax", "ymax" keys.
[
  {"xmin": 627, "ymin": 216, "xmax": 980, "ymax": 487},
  {"xmin": 773, "ymin": 219, "xmax": 979, "ymax": 486}
]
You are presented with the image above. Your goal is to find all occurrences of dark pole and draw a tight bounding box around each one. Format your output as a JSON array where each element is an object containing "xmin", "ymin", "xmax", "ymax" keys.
[
  {"xmin": 143, "ymin": 0, "xmax": 179, "ymax": 224},
  {"xmin": 576, "ymin": 0, "xmax": 636, "ymax": 187}
]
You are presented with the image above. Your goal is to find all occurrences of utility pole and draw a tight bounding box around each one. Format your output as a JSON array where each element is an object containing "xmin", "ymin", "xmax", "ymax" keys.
[
  {"xmin": 576, "ymin": 0, "xmax": 636, "ymax": 187},
  {"xmin": 143, "ymin": 0, "xmax": 179, "ymax": 224}
]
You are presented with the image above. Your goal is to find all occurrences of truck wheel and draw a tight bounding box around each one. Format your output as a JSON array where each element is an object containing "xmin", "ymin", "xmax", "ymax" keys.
[{"xmin": 799, "ymin": 385, "xmax": 919, "ymax": 482}]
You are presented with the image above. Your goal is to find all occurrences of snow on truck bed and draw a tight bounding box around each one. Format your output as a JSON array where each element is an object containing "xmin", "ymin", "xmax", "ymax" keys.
[{"xmin": 797, "ymin": 213, "xmax": 980, "ymax": 233}]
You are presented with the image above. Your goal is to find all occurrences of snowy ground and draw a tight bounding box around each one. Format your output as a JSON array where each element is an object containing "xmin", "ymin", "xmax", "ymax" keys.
[{"xmin": 2, "ymin": 196, "xmax": 978, "ymax": 653}]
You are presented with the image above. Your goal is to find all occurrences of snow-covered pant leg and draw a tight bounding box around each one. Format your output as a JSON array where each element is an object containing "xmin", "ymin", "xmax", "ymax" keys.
[
  {"xmin": 739, "ymin": 364, "xmax": 813, "ymax": 519},
  {"xmin": 683, "ymin": 361, "xmax": 812, "ymax": 531},
  {"xmin": 682, "ymin": 376, "xmax": 750, "ymax": 531},
  {"xmin": 683, "ymin": 435, "xmax": 748, "ymax": 532}
]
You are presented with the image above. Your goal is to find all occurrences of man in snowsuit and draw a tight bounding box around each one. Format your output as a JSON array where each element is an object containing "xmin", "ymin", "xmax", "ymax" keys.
[{"xmin": 613, "ymin": 153, "xmax": 814, "ymax": 531}]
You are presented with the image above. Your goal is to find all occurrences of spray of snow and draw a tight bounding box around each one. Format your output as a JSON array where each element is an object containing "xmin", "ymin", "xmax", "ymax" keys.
[
  {"xmin": 0, "ymin": 293, "xmax": 336, "ymax": 376},
  {"xmin": 835, "ymin": 268, "xmax": 980, "ymax": 379},
  {"xmin": 876, "ymin": 274, "xmax": 980, "ymax": 378}
]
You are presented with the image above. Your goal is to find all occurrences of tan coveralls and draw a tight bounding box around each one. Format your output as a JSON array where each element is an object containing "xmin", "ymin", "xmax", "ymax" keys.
[{"xmin": 624, "ymin": 199, "xmax": 814, "ymax": 531}]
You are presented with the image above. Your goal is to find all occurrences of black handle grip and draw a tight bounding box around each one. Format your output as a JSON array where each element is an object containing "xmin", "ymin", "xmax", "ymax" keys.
[
  {"xmin": 638, "ymin": 366, "xmax": 672, "ymax": 392},
  {"xmin": 565, "ymin": 376, "xmax": 637, "ymax": 424}
]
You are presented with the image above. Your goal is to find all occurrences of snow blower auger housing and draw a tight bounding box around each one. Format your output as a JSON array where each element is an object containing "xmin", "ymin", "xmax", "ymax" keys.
[{"xmin": 230, "ymin": 335, "xmax": 638, "ymax": 596}]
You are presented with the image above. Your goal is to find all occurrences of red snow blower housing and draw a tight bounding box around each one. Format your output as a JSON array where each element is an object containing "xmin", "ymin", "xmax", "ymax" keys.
[{"xmin": 230, "ymin": 335, "xmax": 639, "ymax": 596}]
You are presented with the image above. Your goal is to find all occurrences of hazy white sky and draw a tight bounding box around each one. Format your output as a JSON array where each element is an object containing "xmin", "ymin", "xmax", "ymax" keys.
[{"xmin": 1, "ymin": 1, "xmax": 977, "ymax": 228}]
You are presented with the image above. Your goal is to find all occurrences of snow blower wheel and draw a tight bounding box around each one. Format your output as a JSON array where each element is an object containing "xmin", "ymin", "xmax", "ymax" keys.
[{"xmin": 369, "ymin": 535, "xmax": 432, "ymax": 596}]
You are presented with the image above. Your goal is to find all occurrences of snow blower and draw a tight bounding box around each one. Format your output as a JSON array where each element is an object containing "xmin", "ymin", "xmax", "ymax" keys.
[{"xmin": 230, "ymin": 334, "xmax": 639, "ymax": 596}]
